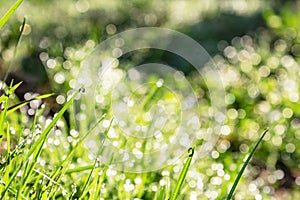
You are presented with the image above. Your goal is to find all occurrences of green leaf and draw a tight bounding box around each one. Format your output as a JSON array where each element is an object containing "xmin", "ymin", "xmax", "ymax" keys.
[{"xmin": 0, "ymin": 0, "xmax": 23, "ymax": 30}]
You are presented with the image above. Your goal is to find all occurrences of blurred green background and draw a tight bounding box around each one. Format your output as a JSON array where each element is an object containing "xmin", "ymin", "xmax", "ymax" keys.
[{"xmin": 1, "ymin": 0, "xmax": 300, "ymax": 199}]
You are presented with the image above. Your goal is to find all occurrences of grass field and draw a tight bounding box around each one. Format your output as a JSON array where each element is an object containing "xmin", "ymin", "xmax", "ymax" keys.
[{"xmin": 1, "ymin": 0, "xmax": 300, "ymax": 199}]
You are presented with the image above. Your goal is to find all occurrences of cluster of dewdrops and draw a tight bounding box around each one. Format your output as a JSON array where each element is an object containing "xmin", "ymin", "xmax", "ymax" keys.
[
  {"xmin": 32, "ymin": 22, "xmax": 300, "ymax": 199},
  {"xmin": 207, "ymin": 30, "xmax": 300, "ymax": 199},
  {"xmin": 39, "ymin": 38, "xmax": 96, "ymax": 106}
]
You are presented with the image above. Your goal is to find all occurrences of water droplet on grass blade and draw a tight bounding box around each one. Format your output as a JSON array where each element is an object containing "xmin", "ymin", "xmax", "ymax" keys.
[{"xmin": 79, "ymin": 87, "xmax": 85, "ymax": 93}]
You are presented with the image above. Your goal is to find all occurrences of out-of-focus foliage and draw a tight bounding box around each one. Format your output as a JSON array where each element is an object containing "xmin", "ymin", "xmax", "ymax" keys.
[{"xmin": 1, "ymin": 0, "xmax": 300, "ymax": 199}]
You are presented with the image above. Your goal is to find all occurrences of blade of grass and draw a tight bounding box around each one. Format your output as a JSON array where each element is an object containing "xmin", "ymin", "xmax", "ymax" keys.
[
  {"xmin": 78, "ymin": 119, "xmax": 113, "ymax": 199},
  {"xmin": 89, "ymin": 153, "xmax": 114, "ymax": 200},
  {"xmin": 137, "ymin": 173, "xmax": 147, "ymax": 198},
  {"xmin": 86, "ymin": 166, "xmax": 101, "ymax": 199},
  {"xmin": 154, "ymin": 179, "xmax": 170, "ymax": 200},
  {"xmin": 0, "ymin": 96, "xmax": 8, "ymax": 138},
  {"xmin": 0, "ymin": 110, "xmax": 34, "ymax": 198},
  {"xmin": 140, "ymin": 84, "xmax": 160, "ymax": 111},
  {"xmin": 164, "ymin": 176, "xmax": 171, "ymax": 200},
  {"xmin": 78, "ymin": 163, "xmax": 98, "ymax": 200},
  {"xmin": 3, "ymin": 18, "xmax": 26, "ymax": 81},
  {"xmin": 7, "ymin": 93, "xmax": 54, "ymax": 115},
  {"xmin": 0, "ymin": 94, "xmax": 7, "ymax": 103},
  {"xmin": 7, "ymin": 81, "xmax": 22, "ymax": 95},
  {"xmin": 0, "ymin": 0, "xmax": 23, "ymax": 29},
  {"xmin": 33, "ymin": 169, "xmax": 67, "ymax": 195},
  {"xmin": 95, "ymin": 153, "xmax": 115, "ymax": 200},
  {"xmin": 25, "ymin": 91, "xmax": 78, "ymax": 161},
  {"xmin": 16, "ymin": 91, "xmax": 79, "ymax": 199},
  {"xmin": 170, "ymin": 147, "xmax": 195, "ymax": 200},
  {"xmin": 225, "ymin": 128, "xmax": 268, "ymax": 200},
  {"xmin": 46, "ymin": 114, "xmax": 107, "ymax": 198},
  {"xmin": 0, "ymin": 161, "xmax": 23, "ymax": 199},
  {"xmin": 30, "ymin": 104, "xmax": 46, "ymax": 133},
  {"xmin": 17, "ymin": 139, "xmax": 45, "ymax": 199},
  {"xmin": 30, "ymin": 172, "xmax": 44, "ymax": 199},
  {"xmin": 65, "ymin": 165, "xmax": 96, "ymax": 174},
  {"xmin": 0, "ymin": 124, "xmax": 11, "ymax": 200},
  {"xmin": 0, "ymin": 81, "xmax": 22, "ymax": 137}
]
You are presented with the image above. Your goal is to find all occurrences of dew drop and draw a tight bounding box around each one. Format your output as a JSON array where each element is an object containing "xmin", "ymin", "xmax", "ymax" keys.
[{"xmin": 79, "ymin": 87, "xmax": 85, "ymax": 93}]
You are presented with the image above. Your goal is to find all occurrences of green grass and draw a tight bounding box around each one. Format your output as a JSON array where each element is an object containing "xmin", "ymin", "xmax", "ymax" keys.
[
  {"xmin": 0, "ymin": 82, "xmax": 79, "ymax": 199},
  {"xmin": 0, "ymin": 81, "xmax": 270, "ymax": 199},
  {"xmin": 170, "ymin": 147, "xmax": 195, "ymax": 200},
  {"xmin": 0, "ymin": 0, "xmax": 23, "ymax": 30},
  {"xmin": 2, "ymin": 1, "xmax": 300, "ymax": 199},
  {"xmin": 0, "ymin": 81, "xmax": 197, "ymax": 199},
  {"xmin": 225, "ymin": 129, "xmax": 269, "ymax": 200}
]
